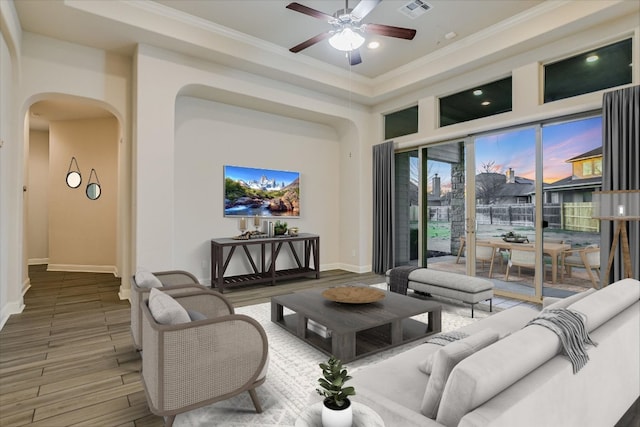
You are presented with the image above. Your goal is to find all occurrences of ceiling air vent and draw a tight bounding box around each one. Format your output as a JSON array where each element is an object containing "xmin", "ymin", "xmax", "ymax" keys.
[{"xmin": 398, "ymin": 0, "xmax": 431, "ymax": 19}]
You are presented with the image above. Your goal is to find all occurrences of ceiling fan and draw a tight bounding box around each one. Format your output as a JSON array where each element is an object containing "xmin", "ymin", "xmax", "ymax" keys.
[{"xmin": 286, "ymin": 0, "xmax": 417, "ymax": 66}]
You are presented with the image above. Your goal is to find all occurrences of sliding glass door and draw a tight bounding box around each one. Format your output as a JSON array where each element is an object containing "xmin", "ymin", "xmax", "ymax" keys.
[
  {"xmin": 473, "ymin": 128, "xmax": 539, "ymax": 299},
  {"xmin": 394, "ymin": 150, "xmax": 419, "ymax": 266},
  {"xmin": 393, "ymin": 114, "xmax": 602, "ymax": 301},
  {"xmin": 541, "ymin": 116, "xmax": 603, "ymax": 295},
  {"xmin": 422, "ymin": 141, "xmax": 466, "ymax": 269}
]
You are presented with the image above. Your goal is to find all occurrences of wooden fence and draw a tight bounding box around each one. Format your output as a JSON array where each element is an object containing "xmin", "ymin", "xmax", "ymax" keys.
[
  {"xmin": 563, "ymin": 202, "xmax": 600, "ymax": 232},
  {"xmin": 425, "ymin": 202, "xmax": 597, "ymax": 232}
]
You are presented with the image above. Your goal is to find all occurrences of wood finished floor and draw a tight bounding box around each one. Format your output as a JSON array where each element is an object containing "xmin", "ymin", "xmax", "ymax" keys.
[
  {"xmin": 0, "ymin": 266, "xmax": 382, "ymax": 426},
  {"xmin": 1, "ymin": 266, "xmax": 637, "ymax": 426}
]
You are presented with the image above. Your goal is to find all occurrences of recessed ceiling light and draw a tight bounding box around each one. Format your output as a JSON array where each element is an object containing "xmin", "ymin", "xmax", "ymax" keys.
[
  {"xmin": 473, "ymin": 89, "xmax": 483, "ymax": 96},
  {"xmin": 586, "ymin": 55, "xmax": 599, "ymax": 63},
  {"xmin": 481, "ymin": 101, "xmax": 491, "ymax": 106},
  {"xmin": 367, "ymin": 41, "xmax": 380, "ymax": 49}
]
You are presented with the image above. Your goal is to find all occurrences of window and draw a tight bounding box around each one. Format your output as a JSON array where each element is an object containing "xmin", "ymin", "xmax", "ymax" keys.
[
  {"xmin": 544, "ymin": 38, "xmax": 632, "ymax": 103},
  {"xmin": 593, "ymin": 158, "xmax": 602, "ymax": 175},
  {"xmin": 439, "ymin": 77, "xmax": 512, "ymax": 127},
  {"xmin": 384, "ymin": 106, "xmax": 418, "ymax": 140}
]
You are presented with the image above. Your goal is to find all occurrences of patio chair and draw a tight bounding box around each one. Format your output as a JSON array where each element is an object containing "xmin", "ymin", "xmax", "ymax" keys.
[
  {"xmin": 130, "ymin": 269, "xmax": 214, "ymax": 350},
  {"xmin": 561, "ymin": 245, "xmax": 601, "ymax": 289},
  {"xmin": 505, "ymin": 245, "xmax": 542, "ymax": 281},
  {"xmin": 140, "ymin": 289, "xmax": 268, "ymax": 427},
  {"xmin": 476, "ymin": 241, "xmax": 502, "ymax": 278}
]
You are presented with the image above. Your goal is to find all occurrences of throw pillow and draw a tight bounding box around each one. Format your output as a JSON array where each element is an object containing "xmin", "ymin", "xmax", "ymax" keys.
[
  {"xmin": 187, "ymin": 310, "xmax": 207, "ymax": 321},
  {"xmin": 135, "ymin": 268, "xmax": 163, "ymax": 288},
  {"xmin": 148, "ymin": 288, "xmax": 191, "ymax": 325},
  {"xmin": 420, "ymin": 328, "xmax": 500, "ymax": 419},
  {"xmin": 419, "ymin": 331, "xmax": 470, "ymax": 375}
]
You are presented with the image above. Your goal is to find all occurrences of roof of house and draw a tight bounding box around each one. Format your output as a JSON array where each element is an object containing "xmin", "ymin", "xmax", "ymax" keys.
[
  {"xmin": 566, "ymin": 146, "xmax": 602, "ymax": 162},
  {"xmin": 544, "ymin": 175, "xmax": 602, "ymax": 191}
]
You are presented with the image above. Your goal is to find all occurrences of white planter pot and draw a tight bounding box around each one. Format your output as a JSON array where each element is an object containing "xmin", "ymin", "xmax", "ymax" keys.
[{"xmin": 321, "ymin": 399, "xmax": 353, "ymax": 427}]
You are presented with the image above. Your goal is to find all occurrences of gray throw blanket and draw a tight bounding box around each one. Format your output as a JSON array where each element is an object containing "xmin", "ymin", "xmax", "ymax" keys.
[
  {"xmin": 526, "ymin": 308, "xmax": 597, "ymax": 374},
  {"xmin": 425, "ymin": 331, "xmax": 469, "ymax": 346},
  {"xmin": 389, "ymin": 265, "xmax": 420, "ymax": 295}
]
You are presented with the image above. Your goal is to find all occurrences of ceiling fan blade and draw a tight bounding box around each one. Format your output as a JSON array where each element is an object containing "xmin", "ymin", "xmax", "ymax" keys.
[
  {"xmin": 289, "ymin": 31, "xmax": 332, "ymax": 53},
  {"xmin": 286, "ymin": 2, "xmax": 334, "ymax": 21},
  {"xmin": 350, "ymin": 0, "xmax": 381, "ymax": 21},
  {"xmin": 348, "ymin": 49, "xmax": 362, "ymax": 66},
  {"xmin": 365, "ymin": 23, "xmax": 416, "ymax": 40}
]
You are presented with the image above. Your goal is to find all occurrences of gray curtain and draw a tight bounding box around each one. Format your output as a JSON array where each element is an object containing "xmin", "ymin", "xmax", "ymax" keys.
[
  {"xmin": 601, "ymin": 85, "xmax": 640, "ymax": 283},
  {"xmin": 372, "ymin": 141, "xmax": 395, "ymax": 274}
]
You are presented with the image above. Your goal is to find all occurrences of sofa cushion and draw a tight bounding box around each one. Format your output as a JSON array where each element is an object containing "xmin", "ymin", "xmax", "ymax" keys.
[
  {"xmin": 569, "ymin": 278, "xmax": 640, "ymax": 331},
  {"xmin": 135, "ymin": 269, "xmax": 163, "ymax": 288},
  {"xmin": 408, "ymin": 269, "xmax": 493, "ymax": 293},
  {"xmin": 421, "ymin": 328, "xmax": 499, "ymax": 418},
  {"xmin": 148, "ymin": 288, "xmax": 191, "ymax": 325},
  {"xmin": 543, "ymin": 288, "xmax": 596, "ymax": 311}
]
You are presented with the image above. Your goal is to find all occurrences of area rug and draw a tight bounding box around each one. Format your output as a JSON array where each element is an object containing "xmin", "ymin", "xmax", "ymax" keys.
[{"xmin": 174, "ymin": 289, "xmax": 493, "ymax": 426}]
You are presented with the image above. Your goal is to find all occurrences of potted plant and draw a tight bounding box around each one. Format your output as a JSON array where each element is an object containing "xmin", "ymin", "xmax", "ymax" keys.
[
  {"xmin": 316, "ymin": 356, "xmax": 356, "ymax": 427},
  {"xmin": 274, "ymin": 220, "xmax": 288, "ymax": 235}
]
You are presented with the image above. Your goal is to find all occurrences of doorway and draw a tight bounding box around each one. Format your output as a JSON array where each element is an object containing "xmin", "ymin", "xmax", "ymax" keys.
[{"xmin": 25, "ymin": 97, "xmax": 123, "ymax": 279}]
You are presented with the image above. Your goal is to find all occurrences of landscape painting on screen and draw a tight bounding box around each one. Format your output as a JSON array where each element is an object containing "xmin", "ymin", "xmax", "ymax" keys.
[{"xmin": 224, "ymin": 165, "xmax": 300, "ymax": 217}]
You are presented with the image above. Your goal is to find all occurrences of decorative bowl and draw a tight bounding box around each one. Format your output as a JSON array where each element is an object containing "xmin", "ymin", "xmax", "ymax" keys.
[
  {"xmin": 322, "ymin": 286, "xmax": 386, "ymax": 304},
  {"xmin": 503, "ymin": 237, "xmax": 529, "ymax": 243}
]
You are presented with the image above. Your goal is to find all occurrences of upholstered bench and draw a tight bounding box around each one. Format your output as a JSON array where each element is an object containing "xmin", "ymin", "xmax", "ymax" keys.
[{"xmin": 386, "ymin": 267, "xmax": 493, "ymax": 317}]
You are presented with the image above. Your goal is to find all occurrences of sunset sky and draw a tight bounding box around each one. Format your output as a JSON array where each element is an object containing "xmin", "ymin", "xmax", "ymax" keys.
[
  {"xmin": 423, "ymin": 115, "xmax": 602, "ymax": 194},
  {"xmin": 476, "ymin": 115, "xmax": 602, "ymax": 183}
]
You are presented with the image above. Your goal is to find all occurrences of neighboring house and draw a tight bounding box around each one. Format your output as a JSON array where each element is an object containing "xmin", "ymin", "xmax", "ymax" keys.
[
  {"xmin": 476, "ymin": 168, "xmax": 535, "ymax": 205},
  {"xmin": 543, "ymin": 147, "xmax": 602, "ymax": 231},
  {"xmin": 543, "ymin": 147, "xmax": 603, "ymax": 203}
]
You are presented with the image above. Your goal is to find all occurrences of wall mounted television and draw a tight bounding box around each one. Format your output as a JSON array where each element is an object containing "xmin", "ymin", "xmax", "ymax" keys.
[{"xmin": 224, "ymin": 165, "xmax": 300, "ymax": 218}]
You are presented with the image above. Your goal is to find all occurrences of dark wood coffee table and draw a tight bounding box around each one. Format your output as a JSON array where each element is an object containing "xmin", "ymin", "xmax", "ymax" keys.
[{"xmin": 271, "ymin": 286, "xmax": 441, "ymax": 362}]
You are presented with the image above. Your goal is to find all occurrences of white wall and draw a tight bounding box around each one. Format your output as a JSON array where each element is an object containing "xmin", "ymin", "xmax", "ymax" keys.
[
  {"xmin": 173, "ymin": 97, "xmax": 342, "ymax": 280},
  {"xmin": 134, "ymin": 45, "xmax": 374, "ymax": 283},
  {"xmin": 27, "ymin": 130, "xmax": 48, "ymax": 263},
  {"xmin": 0, "ymin": 2, "xmax": 25, "ymax": 329}
]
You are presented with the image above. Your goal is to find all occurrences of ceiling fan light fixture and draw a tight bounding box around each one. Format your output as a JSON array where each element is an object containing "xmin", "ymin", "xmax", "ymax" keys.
[{"xmin": 329, "ymin": 27, "xmax": 365, "ymax": 51}]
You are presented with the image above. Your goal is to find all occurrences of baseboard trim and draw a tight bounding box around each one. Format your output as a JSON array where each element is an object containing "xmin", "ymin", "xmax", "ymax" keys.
[
  {"xmin": 0, "ymin": 300, "xmax": 25, "ymax": 331},
  {"xmin": 47, "ymin": 264, "xmax": 118, "ymax": 276},
  {"xmin": 337, "ymin": 263, "xmax": 373, "ymax": 274},
  {"xmin": 118, "ymin": 285, "xmax": 131, "ymax": 301},
  {"xmin": 28, "ymin": 258, "xmax": 49, "ymax": 266}
]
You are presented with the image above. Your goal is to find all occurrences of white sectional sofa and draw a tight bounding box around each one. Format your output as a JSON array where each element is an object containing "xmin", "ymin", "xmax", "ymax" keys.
[{"xmin": 352, "ymin": 278, "xmax": 640, "ymax": 427}]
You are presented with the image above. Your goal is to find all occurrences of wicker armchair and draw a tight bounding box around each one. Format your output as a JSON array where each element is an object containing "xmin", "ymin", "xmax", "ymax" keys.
[
  {"xmin": 130, "ymin": 270, "xmax": 211, "ymax": 350},
  {"xmin": 141, "ymin": 289, "xmax": 269, "ymax": 426}
]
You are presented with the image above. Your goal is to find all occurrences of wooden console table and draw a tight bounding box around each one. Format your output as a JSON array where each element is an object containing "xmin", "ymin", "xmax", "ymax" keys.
[{"xmin": 210, "ymin": 233, "xmax": 320, "ymax": 292}]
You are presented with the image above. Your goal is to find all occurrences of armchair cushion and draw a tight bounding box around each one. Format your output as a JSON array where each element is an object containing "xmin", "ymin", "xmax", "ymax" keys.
[
  {"xmin": 187, "ymin": 310, "xmax": 207, "ymax": 321},
  {"xmin": 148, "ymin": 288, "xmax": 191, "ymax": 325},
  {"xmin": 135, "ymin": 269, "xmax": 163, "ymax": 288}
]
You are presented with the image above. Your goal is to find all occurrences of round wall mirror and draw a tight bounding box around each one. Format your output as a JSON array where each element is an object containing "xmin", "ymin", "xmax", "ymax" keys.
[
  {"xmin": 66, "ymin": 171, "xmax": 82, "ymax": 188},
  {"xmin": 86, "ymin": 183, "xmax": 101, "ymax": 200}
]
